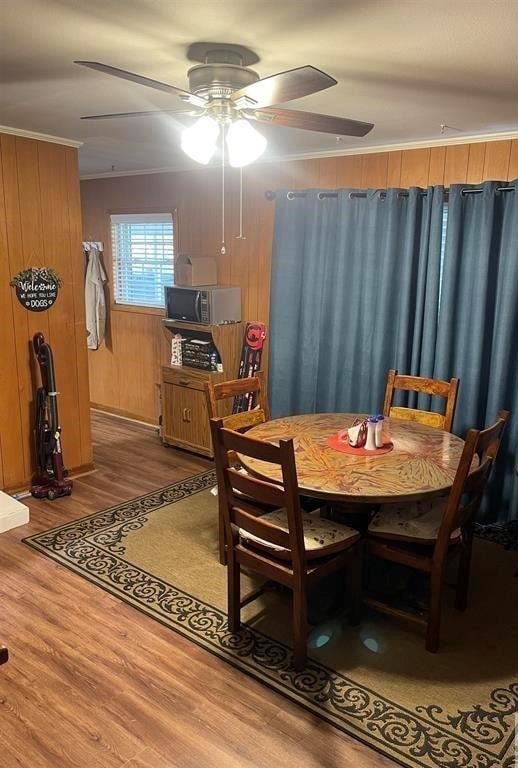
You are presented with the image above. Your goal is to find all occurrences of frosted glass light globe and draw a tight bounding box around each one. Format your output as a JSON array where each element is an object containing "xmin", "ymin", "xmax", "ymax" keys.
[
  {"xmin": 181, "ymin": 116, "xmax": 220, "ymax": 165},
  {"xmin": 226, "ymin": 119, "xmax": 267, "ymax": 168}
]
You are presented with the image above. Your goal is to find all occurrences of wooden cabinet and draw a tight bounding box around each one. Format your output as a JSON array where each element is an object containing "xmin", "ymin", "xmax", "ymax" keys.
[
  {"xmin": 160, "ymin": 322, "xmax": 242, "ymax": 457},
  {"xmin": 161, "ymin": 368, "xmax": 214, "ymax": 455}
]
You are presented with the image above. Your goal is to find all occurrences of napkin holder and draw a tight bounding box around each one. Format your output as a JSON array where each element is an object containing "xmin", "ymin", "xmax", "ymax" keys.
[{"xmin": 346, "ymin": 420, "xmax": 368, "ymax": 448}]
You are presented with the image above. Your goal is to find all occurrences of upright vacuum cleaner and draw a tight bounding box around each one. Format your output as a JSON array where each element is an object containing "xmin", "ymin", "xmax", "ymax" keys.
[{"xmin": 31, "ymin": 333, "xmax": 73, "ymax": 500}]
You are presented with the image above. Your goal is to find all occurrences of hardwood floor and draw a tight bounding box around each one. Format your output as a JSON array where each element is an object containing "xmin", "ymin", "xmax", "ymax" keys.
[{"xmin": 0, "ymin": 411, "xmax": 394, "ymax": 768}]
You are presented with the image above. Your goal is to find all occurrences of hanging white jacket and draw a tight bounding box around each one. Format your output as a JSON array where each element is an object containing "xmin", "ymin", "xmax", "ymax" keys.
[{"xmin": 85, "ymin": 246, "xmax": 107, "ymax": 350}]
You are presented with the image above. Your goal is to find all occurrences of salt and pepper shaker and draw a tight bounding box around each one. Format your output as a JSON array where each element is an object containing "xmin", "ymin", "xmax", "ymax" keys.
[
  {"xmin": 375, "ymin": 414, "xmax": 384, "ymax": 448},
  {"xmin": 365, "ymin": 416, "xmax": 377, "ymax": 450}
]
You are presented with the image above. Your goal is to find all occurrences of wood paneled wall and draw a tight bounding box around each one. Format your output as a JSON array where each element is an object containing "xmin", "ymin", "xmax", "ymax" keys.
[
  {"xmin": 0, "ymin": 133, "xmax": 92, "ymax": 491},
  {"xmin": 81, "ymin": 138, "xmax": 518, "ymax": 424}
]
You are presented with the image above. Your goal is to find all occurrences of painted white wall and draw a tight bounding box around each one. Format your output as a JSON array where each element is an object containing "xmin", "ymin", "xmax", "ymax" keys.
[{"xmin": 0, "ymin": 492, "xmax": 29, "ymax": 534}]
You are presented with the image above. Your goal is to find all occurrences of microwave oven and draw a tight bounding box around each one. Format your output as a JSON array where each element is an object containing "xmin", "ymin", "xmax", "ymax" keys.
[{"xmin": 164, "ymin": 285, "xmax": 241, "ymax": 324}]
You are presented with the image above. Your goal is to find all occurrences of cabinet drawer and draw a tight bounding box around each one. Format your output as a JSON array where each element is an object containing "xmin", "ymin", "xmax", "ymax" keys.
[{"xmin": 162, "ymin": 367, "xmax": 205, "ymax": 390}]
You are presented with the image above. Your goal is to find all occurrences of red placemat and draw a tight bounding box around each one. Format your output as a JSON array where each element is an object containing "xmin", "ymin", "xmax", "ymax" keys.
[{"xmin": 327, "ymin": 435, "xmax": 394, "ymax": 455}]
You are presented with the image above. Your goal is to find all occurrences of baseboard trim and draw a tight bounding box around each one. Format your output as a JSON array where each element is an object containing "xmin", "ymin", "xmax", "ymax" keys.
[
  {"xmin": 70, "ymin": 463, "xmax": 96, "ymax": 479},
  {"xmin": 90, "ymin": 404, "xmax": 159, "ymax": 428}
]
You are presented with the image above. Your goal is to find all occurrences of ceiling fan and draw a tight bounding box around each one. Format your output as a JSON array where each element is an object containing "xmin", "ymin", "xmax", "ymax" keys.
[{"xmin": 76, "ymin": 42, "xmax": 374, "ymax": 167}]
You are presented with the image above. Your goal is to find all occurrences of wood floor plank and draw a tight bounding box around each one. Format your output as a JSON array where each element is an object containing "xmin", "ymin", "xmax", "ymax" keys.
[
  {"xmin": 0, "ymin": 411, "xmax": 393, "ymax": 767},
  {"xmin": 120, "ymin": 747, "xmax": 181, "ymax": 768}
]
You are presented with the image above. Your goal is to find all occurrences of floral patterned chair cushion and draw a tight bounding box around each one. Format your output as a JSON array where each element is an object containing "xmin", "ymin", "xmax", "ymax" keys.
[
  {"xmin": 368, "ymin": 498, "xmax": 460, "ymax": 544},
  {"xmin": 240, "ymin": 508, "xmax": 361, "ymax": 561}
]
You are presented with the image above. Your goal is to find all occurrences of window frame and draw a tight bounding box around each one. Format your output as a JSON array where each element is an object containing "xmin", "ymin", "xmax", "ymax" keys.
[{"xmin": 107, "ymin": 208, "xmax": 178, "ymax": 315}]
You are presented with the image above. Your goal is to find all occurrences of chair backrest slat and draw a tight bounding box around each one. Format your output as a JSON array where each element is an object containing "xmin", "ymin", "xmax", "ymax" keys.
[
  {"xmin": 383, "ymin": 369, "xmax": 459, "ymax": 432},
  {"xmin": 218, "ymin": 408, "xmax": 267, "ymax": 432},
  {"xmin": 231, "ymin": 506, "xmax": 291, "ymax": 548},
  {"xmin": 389, "ymin": 406, "xmax": 445, "ymax": 430},
  {"xmin": 226, "ymin": 466, "xmax": 285, "ymax": 507},
  {"xmin": 476, "ymin": 415, "xmax": 507, "ymax": 459},
  {"xmin": 389, "ymin": 374, "xmax": 453, "ymax": 398}
]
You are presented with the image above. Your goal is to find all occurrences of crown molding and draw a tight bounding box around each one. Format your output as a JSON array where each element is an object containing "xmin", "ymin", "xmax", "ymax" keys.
[
  {"xmin": 81, "ymin": 164, "xmax": 185, "ymax": 180},
  {"xmin": 278, "ymin": 129, "xmax": 518, "ymax": 161},
  {"xmin": 79, "ymin": 128, "xmax": 518, "ymax": 180},
  {"xmin": 0, "ymin": 124, "xmax": 83, "ymax": 148}
]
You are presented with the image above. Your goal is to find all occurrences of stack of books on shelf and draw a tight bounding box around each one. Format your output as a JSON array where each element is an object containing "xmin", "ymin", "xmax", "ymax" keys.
[{"xmin": 171, "ymin": 337, "xmax": 222, "ymax": 372}]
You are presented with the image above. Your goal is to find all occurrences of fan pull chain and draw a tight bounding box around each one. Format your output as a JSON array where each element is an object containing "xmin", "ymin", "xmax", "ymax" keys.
[
  {"xmin": 220, "ymin": 127, "xmax": 226, "ymax": 255},
  {"xmin": 235, "ymin": 167, "xmax": 246, "ymax": 240}
]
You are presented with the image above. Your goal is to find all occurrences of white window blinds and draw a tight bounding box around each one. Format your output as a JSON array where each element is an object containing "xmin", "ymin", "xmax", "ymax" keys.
[
  {"xmin": 438, "ymin": 202, "xmax": 449, "ymax": 312},
  {"xmin": 110, "ymin": 213, "xmax": 174, "ymax": 308}
]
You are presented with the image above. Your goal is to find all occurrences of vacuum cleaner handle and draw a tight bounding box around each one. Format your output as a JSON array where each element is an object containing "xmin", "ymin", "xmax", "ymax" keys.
[
  {"xmin": 33, "ymin": 332, "xmax": 45, "ymax": 354},
  {"xmin": 31, "ymin": 333, "xmax": 71, "ymax": 496},
  {"xmin": 33, "ymin": 332, "xmax": 59, "ymax": 433}
]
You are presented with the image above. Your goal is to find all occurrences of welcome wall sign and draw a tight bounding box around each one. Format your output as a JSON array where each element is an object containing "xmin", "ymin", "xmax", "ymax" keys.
[{"xmin": 10, "ymin": 267, "xmax": 62, "ymax": 312}]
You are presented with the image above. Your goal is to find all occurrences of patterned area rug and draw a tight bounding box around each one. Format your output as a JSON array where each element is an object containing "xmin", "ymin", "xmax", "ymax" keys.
[
  {"xmin": 476, "ymin": 521, "xmax": 518, "ymax": 552},
  {"xmin": 24, "ymin": 471, "xmax": 518, "ymax": 768}
]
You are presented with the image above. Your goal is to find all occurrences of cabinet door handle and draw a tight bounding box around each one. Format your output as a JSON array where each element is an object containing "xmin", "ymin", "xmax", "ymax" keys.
[
  {"xmin": 182, "ymin": 407, "xmax": 188, "ymax": 421},
  {"xmin": 187, "ymin": 408, "xmax": 192, "ymax": 422},
  {"xmin": 179, "ymin": 379, "xmax": 190, "ymax": 387}
]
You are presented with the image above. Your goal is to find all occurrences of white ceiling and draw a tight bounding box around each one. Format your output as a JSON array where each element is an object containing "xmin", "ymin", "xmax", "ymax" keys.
[{"xmin": 2, "ymin": 0, "xmax": 518, "ymax": 176}]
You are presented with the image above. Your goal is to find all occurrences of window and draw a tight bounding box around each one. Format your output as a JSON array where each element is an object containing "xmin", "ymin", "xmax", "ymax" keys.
[
  {"xmin": 438, "ymin": 201, "xmax": 449, "ymax": 312},
  {"xmin": 110, "ymin": 213, "xmax": 175, "ymax": 308}
]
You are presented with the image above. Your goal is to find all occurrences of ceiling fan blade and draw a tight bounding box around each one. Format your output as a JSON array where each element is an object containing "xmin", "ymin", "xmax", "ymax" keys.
[
  {"xmin": 231, "ymin": 65, "xmax": 336, "ymax": 109},
  {"xmin": 80, "ymin": 108, "xmax": 203, "ymax": 120},
  {"xmin": 74, "ymin": 61, "xmax": 207, "ymax": 107},
  {"xmin": 250, "ymin": 107, "xmax": 374, "ymax": 137}
]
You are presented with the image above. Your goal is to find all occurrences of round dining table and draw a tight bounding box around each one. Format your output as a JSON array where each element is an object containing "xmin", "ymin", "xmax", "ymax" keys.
[{"xmin": 240, "ymin": 413, "xmax": 466, "ymax": 505}]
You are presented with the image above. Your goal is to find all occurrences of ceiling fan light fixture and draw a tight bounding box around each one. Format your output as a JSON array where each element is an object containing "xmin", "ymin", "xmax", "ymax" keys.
[
  {"xmin": 181, "ymin": 115, "xmax": 220, "ymax": 164},
  {"xmin": 226, "ymin": 119, "xmax": 267, "ymax": 167}
]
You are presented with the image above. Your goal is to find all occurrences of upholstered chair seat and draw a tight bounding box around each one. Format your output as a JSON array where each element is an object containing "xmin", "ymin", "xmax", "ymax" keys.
[
  {"xmin": 241, "ymin": 508, "xmax": 361, "ymax": 560},
  {"xmin": 368, "ymin": 498, "xmax": 461, "ymax": 544}
]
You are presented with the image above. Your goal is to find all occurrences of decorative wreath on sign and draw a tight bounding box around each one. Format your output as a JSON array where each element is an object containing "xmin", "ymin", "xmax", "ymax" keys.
[{"xmin": 10, "ymin": 266, "xmax": 62, "ymax": 288}]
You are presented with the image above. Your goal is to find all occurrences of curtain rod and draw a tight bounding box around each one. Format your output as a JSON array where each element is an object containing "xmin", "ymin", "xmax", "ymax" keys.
[{"xmin": 264, "ymin": 186, "xmax": 515, "ymax": 200}]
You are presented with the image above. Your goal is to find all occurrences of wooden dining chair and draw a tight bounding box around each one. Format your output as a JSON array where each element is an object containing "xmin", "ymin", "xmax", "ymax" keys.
[
  {"xmin": 383, "ymin": 369, "xmax": 460, "ymax": 432},
  {"xmin": 205, "ymin": 372, "xmax": 271, "ymax": 564},
  {"xmin": 210, "ymin": 417, "xmax": 363, "ymax": 670},
  {"xmin": 365, "ymin": 410, "xmax": 509, "ymax": 652},
  {"xmin": 205, "ymin": 371, "xmax": 270, "ymax": 429}
]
